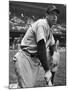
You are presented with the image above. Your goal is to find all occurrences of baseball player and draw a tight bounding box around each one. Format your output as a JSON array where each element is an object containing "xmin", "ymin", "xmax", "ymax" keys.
[{"xmin": 13, "ymin": 5, "xmax": 60, "ymax": 88}]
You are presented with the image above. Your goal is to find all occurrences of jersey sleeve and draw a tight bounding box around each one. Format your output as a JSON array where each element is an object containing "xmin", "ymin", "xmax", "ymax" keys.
[{"xmin": 36, "ymin": 24, "xmax": 46, "ymax": 43}]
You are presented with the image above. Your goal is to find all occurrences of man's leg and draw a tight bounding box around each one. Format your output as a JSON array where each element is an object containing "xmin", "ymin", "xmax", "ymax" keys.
[
  {"xmin": 13, "ymin": 50, "xmax": 40, "ymax": 88},
  {"xmin": 51, "ymin": 51, "xmax": 60, "ymax": 84}
]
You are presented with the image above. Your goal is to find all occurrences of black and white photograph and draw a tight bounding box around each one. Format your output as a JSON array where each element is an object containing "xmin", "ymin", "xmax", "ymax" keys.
[{"xmin": 9, "ymin": 0, "xmax": 66, "ymax": 89}]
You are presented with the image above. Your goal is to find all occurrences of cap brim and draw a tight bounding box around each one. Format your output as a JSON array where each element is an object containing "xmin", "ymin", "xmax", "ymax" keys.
[{"xmin": 51, "ymin": 8, "xmax": 60, "ymax": 14}]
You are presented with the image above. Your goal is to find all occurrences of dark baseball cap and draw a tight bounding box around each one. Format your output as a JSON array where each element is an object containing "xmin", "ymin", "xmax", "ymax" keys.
[{"xmin": 46, "ymin": 5, "xmax": 60, "ymax": 14}]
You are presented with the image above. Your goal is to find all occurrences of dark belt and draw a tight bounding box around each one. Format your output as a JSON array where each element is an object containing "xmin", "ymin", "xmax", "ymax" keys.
[
  {"xmin": 21, "ymin": 46, "xmax": 38, "ymax": 58},
  {"xmin": 30, "ymin": 53, "xmax": 38, "ymax": 58}
]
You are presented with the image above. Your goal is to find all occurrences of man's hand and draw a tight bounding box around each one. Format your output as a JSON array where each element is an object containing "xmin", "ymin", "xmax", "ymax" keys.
[{"xmin": 44, "ymin": 70, "xmax": 53, "ymax": 86}]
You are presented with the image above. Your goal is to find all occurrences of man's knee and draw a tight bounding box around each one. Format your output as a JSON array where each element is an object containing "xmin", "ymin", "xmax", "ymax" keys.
[
  {"xmin": 52, "ymin": 51, "xmax": 60, "ymax": 72},
  {"xmin": 52, "ymin": 51, "xmax": 60, "ymax": 65}
]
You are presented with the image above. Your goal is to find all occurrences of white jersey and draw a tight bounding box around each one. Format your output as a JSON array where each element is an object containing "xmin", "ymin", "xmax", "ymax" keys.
[{"xmin": 21, "ymin": 19, "xmax": 55, "ymax": 54}]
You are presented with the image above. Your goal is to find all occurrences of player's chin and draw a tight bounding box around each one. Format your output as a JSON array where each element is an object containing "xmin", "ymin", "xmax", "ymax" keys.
[
  {"xmin": 52, "ymin": 23, "xmax": 56, "ymax": 26},
  {"xmin": 52, "ymin": 21, "xmax": 57, "ymax": 25}
]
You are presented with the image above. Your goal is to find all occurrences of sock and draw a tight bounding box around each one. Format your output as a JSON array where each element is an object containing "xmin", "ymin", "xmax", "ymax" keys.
[{"xmin": 51, "ymin": 72, "xmax": 55, "ymax": 84}]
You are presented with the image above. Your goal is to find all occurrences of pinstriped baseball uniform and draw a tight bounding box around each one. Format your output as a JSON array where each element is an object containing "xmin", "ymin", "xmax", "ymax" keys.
[{"xmin": 13, "ymin": 18, "xmax": 58, "ymax": 88}]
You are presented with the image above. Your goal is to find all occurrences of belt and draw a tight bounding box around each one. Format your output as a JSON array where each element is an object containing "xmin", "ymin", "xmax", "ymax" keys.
[{"xmin": 21, "ymin": 46, "xmax": 38, "ymax": 58}]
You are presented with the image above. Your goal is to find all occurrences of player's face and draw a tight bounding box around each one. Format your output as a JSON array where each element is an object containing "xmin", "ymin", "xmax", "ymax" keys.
[{"xmin": 48, "ymin": 12, "xmax": 58, "ymax": 25}]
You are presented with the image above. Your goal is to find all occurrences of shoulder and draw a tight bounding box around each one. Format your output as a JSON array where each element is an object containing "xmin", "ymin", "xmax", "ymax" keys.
[
  {"xmin": 38, "ymin": 19, "xmax": 47, "ymax": 24},
  {"xmin": 37, "ymin": 19, "xmax": 48, "ymax": 27}
]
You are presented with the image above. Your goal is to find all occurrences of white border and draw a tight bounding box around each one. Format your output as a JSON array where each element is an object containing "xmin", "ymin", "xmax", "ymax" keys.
[
  {"xmin": 0, "ymin": 0, "xmax": 67, "ymax": 90},
  {"xmin": 10, "ymin": 0, "xmax": 67, "ymax": 4}
]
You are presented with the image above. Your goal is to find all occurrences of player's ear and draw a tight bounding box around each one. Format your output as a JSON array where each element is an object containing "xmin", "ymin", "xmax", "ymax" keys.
[{"xmin": 45, "ymin": 13, "xmax": 49, "ymax": 19}]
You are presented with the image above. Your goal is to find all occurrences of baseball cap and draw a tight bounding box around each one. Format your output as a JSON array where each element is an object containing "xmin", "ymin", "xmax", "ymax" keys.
[{"xmin": 46, "ymin": 5, "xmax": 60, "ymax": 14}]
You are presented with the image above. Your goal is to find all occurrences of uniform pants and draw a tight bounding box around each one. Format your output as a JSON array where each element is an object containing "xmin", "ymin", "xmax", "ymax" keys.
[{"xmin": 13, "ymin": 49, "xmax": 60, "ymax": 88}]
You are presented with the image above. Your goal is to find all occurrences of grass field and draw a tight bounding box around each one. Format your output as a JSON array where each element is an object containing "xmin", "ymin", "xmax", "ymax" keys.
[{"xmin": 9, "ymin": 49, "xmax": 66, "ymax": 88}]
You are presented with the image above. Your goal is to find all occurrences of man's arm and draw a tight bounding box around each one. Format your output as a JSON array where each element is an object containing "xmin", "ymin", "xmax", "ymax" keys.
[
  {"xmin": 37, "ymin": 39, "xmax": 52, "ymax": 86},
  {"xmin": 37, "ymin": 39, "xmax": 49, "ymax": 72},
  {"xmin": 36, "ymin": 24, "xmax": 52, "ymax": 84},
  {"xmin": 49, "ymin": 44, "xmax": 57, "ymax": 56},
  {"xmin": 49, "ymin": 33, "xmax": 57, "ymax": 56}
]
